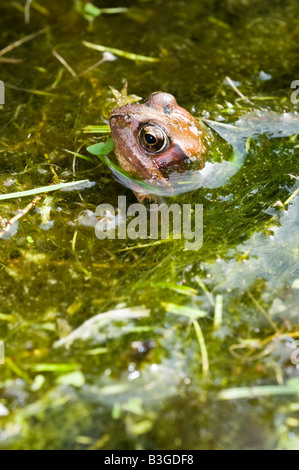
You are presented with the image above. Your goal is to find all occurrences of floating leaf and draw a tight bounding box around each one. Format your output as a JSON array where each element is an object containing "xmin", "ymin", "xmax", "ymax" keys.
[{"xmin": 87, "ymin": 139, "xmax": 115, "ymax": 157}]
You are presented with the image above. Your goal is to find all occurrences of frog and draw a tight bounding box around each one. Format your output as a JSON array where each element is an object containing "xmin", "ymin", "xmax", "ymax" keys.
[{"xmin": 109, "ymin": 92, "xmax": 210, "ymax": 200}]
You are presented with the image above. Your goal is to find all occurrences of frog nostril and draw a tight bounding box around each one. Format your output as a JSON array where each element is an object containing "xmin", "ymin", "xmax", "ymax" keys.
[
  {"xmin": 109, "ymin": 113, "xmax": 121, "ymax": 122},
  {"xmin": 163, "ymin": 104, "xmax": 172, "ymax": 115}
]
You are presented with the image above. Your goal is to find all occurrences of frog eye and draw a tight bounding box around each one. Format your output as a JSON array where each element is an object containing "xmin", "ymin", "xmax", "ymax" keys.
[{"xmin": 138, "ymin": 124, "xmax": 169, "ymax": 153}]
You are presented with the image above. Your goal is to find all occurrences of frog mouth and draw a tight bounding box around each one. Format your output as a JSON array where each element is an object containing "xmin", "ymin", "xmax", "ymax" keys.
[{"xmin": 152, "ymin": 144, "xmax": 192, "ymax": 177}]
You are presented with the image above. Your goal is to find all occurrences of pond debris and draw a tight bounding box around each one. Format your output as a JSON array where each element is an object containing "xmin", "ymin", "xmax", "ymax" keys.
[
  {"xmin": 82, "ymin": 125, "xmax": 111, "ymax": 134},
  {"xmin": 75, "ymin": 1, "xmax": 129, "ymax": 30},
  {"xmin": 54, "ymin": 307, "xmax": 150, "ymax": 349},
  {"xmin": 5, "ymin": 357, "xmax": 31, "ymax": 382},
  {"xmin": 219, "ymin": 379, "xmax": 299, "ymax": 400},
  {"xmin": 153, "ymin": 282, "xmax": 198, "ymax": 297},
  {"xmin": 82, "ymin": 40, "xmax": 160, "ymax": 63},
  {"xmin": 213, "ymin": 295, "xmax": 223, "ymax": 330},
  {"xmin": 229, "ymin": 337, "xmax": 276, "ymax": 362},
  {"xmin": 26, "ymin": 363, "xmax": 80, "ymax": 372},
  {"xmin": 0, "ymin": 27, "xmax": 48, "ymax": 57},
  {"xmin": 52, "ymin": 48, "xmax": 77, "ymax": 77},
  {"xmin": 0, "ymin": 180, "xmax": 90, "ymax": 201},
  {"xmin": 195, "ymin": 276, "xmax": 215, "ymax": 307},
  {"xmin": 0, "ymin": 179, "xmax": 92, "ymax": 236},
  {"xmin": 0, "ymin": 57, "xmax": 23, "ymax": 64},
  {"xmin": 0, "ymin": 312, "xmax": 18, "ymax": 323},
  {"xmin": 0, "ymin": 152, "xmax": 83, "ymax": 237},
  {"xmin": 87, "ymin": 139, "xmax": 115, "ymax": 157},
  {"xmin": 116, "ymin": 239, "xmax": 172, "ymax": 252},
  {"xmin": 4, "ymin": 82, "xmax": 56, "ymax": 97},
  {"xmin": 229, "ymin": 330, "xmax": 299, "ymax": 362},
  {"xmin": 56, "ymin": 371, "xmax": 85, "ymax": 388},
  {"xmin": 79, "ymin": 51, "xmax": 117, "ymax": 76},
  {"xmin": 24, "ymin": 0, "xmax": 33, "ymax": 24},
  {"xmin": 192, "ymin": 319, "xmax": 209, "ymax": 377},
  {"xmin": 283, "ymin": 185, "xmax": 299, "ymax": 207},
  {"xmin": 0, "ymin": 404, "xmax": 9, "ymax": 417},
  {"xmin": 224, "ymin": 76, "xmax": 254, "ymax": 106},
  {"xmin": 162, "ymin": 302, "xmax": 209, "ymax": 375},
  {"xmin": 43, "ymin": 153, "xmax": 60, "ymax": 184},
  {"xmin": 162, "ymin": 302, "xmax": 207, "ymax": 319},
  {"xmin": 247, "ymin": 290, "xmax": 278, "ymax": 331},
  {"xmin": 0, "ymin": 195, "xmax": 42, "ymax": 239},
  {"xmin": 109, "ymin": 82, "xmax": 141, "ymax": 107},
  {"xmin": 38, "ymin": 195, "xmax": 54, "ymax": 230}
]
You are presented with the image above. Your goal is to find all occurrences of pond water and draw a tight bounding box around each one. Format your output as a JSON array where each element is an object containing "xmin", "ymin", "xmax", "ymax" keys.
[{"xmin": 0, "ymin": 0, "xmax": 299, "ymax": 450}]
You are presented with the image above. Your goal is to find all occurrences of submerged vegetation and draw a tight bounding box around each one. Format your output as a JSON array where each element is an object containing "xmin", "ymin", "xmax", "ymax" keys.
[{"xmin": 0, "ymin": 0, "xmax": 299, "ymax": 450}]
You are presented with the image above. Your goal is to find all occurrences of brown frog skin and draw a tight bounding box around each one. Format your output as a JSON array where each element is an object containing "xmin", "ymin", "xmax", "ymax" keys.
[{"xmin": 109, "ymin": 92, "xmax": 209, "ymax": 199}]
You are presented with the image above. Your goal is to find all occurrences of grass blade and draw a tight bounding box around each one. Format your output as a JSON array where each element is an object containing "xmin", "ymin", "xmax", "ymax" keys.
[
  {"xmin": 82, "ymin": 125, "xmax": 111, "ymax": 134},
  {"xmin": 192, "ymin": 319, "xmax": 209, "ymax": 376},
  {"xmin": 219, "ymin": 382, "xmax": 299, "ymax": 400},
  {"xmin": 0, "ymin": 180, "xmax": 90, "ymax": 201},
  {"xmin": 162, "ymin": 302, "xmax": 207, "ymax": 319},
  {"xmin": 82, "ymin": 41, "xmax": 160, "ymax": 63}
]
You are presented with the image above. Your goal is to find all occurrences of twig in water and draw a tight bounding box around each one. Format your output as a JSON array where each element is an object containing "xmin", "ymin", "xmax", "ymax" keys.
[
  {"xmin": 283, "ymin": 186, "xmax": 299, "ymax": 207},
  {"xmin": 247, "ymin": 290, "xmax": 278, "ymax": 331},
  {"xmin": 82, "ymin": 41, "xmax": 160, "ymax": 63},
  {"xmin": 0, "ymin": 58, "xmax": 23, "ymax": 64},
  {"xmin": 0, "ymin": 27, "xmax": 48, "ymax": 57},
  {"xmin": 25, "ymin": 0, "xmax": 33, "ymax": 24},
  {"xmin": 4, "ymin": 82, "xmax": 55, "ymax": 97},
  {"xmin": 52, "ymin": 48, "xmax": 77, "ymax": 78},
  {"xmin": 195, "ymin": 276, "xmax": 215, "ymax": 307},
  {"xmin": 192, "ymin": 319, "xmax": 209, "ymax": 376},
  {"xmin": 0, "ymin": 195, "xmax": 42, "ymax": 239},
  {"xmin": 219, "ymin": 382, "xmax": 299, "ymax": 400},
  {"xmin": 225, "ymin": 76, "xmax": 254, "ymax": 106},
  {"xmin": 80, "ymin": 58, "xmax": 104, "ymax": 76},
  {"xmin": 0, "ymin": 180, "xmax": 90, "ymax": 201},
  {"xmin": 79, "ymin": 52, "xmax": 116, "ymax": 76},
  {"xmin": 213, "ymin": 295, "xmax": 223, "ymax": 330}
]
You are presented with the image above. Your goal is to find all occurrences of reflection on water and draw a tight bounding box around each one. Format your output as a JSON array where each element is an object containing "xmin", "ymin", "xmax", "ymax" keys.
[{"xmin": 110, "ymin": 111, "xmax": 299, "ymax": 195}]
